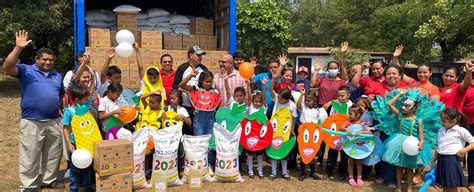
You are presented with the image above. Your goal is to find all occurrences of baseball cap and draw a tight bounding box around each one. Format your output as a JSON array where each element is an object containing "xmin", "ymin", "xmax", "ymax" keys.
[
  {"xmin": 298, "ymin": 66, "xmax": 309, "ymax": 74},
  {"xmin": 188, "ymin": 46, "xmax": 206, "ymax": 55}
]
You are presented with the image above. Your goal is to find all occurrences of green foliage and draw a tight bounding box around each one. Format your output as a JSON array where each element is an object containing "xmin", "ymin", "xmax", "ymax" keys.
[
  {"xmin": 0, "ymin": 0, "xmax": 73, "ymax": 74},
  {"xmin": 237, "ymin": 0, "xmax": 293, "ymax": 65},
  {"xmin": 329, "ymin": 48, "xmax": 371, "ymax": 68}
]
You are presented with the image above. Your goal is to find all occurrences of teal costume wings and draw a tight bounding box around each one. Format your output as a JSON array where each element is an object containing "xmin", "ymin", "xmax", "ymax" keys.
[{"xmin": 370, "ymin": 89, "xmax": 444, "ymax": 149}]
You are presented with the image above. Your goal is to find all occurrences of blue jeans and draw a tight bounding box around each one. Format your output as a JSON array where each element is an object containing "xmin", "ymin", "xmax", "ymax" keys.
[
  {"xmin": 192, "ymin": 110, "xmax": 216, "ymax": 136},
  {"xmin": 193, "ymin": 110, "xmax": 216, "ymax": 166},
  {"xmin": 69, "ymin": 153, "xmax": 94, "ymax": 192}
]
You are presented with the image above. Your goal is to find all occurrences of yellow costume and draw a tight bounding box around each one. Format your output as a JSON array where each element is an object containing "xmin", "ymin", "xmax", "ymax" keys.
[
  {"xmin": 140, "ymin": 66, "xmax": 166, "ymax": 111},
  {"xmin": 70, "ymin": 104, "xmax": 103, "ymax": 155}
]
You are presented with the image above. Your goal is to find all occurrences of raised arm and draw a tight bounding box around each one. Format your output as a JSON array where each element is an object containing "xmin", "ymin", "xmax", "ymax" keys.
[
  {"xmin": 460, "ymin": 60, "xmax": 473, "ymax": 93},
  {"xmin": 310, "ymin": 59, "xmax": 321, "ymax": 87},
  {"xmin": 261, "ymin": 77, "xmax": 268, "ymax": 107},
  {"xmin": 296, "ymin": 88, "xmax": 305, "ymax": 110},
  {"xmin": 140, "ymin": 90, "xmax": 161, "ymax": 109},
  {"xmin": 87, "ymin": 65, "xmax": 96, "ymax": 98},
  {"xmin": 75, "ymin": 49, "xmax": 90, "ymax": 80},
  {"xmin": 351, "ymin": 62, "xmax": 369, "ymax": 88},
  {"xmin": 392, "ymin": 45, "xmax": 403, "ymax": 66},
  {"xmin": 339, "ymin": 41, "xmax": 349, "ymax": 81},
  {"xmin": 179, "ymin": 69, "xmax": 198, "ymax": 91},
  {"xmin": 3, "ymin": 30, "xmax": 32, "ymax": 76},
  {"xmin": 134, "ymin": 42, "xmax": 145, "ymax": 79},
  {"xmin": 100, "ymin": 48, "xmax": 115, "ymax": 84},
  {"xmin": 245, "ymin": 79, "xmax": 251, "ymax": 106},
  {"xmin": 269, "ymin": 70, "xmax": 279, "ymax": 100},
  {"xmin": 388, "ymin": 89, "xmax": 407, "ymax": 116}
]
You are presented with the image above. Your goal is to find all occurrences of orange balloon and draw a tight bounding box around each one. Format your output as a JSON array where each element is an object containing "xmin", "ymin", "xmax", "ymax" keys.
[
  {"xmin": 321, "ymin": 114, "xmax": 349, "ymax": 150},
  {"xmin": 239, "ymin": 62, "xmax": 254, "ymax": 79},
  {"xmin": 117, "ymin": 106, "xmax": 138, "ymax": 123},
  {"xmin": 146, "ymin": 136, "xmax": 154, "ymax": 155}
]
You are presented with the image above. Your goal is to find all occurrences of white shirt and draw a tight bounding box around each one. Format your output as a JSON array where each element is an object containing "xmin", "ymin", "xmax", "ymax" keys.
[
  {"xmin": 98, "ymin": 96, "xmax": 124, "ymax": 130},
  {"xmin": 272, "ymin": 93, "xmax": 297, "ymax": 118},
  {"xmin": 225, "ymin": 96, "xmax": 246, "ymax": 109},
  {"xmin": 181, "ymin": 66, "xmax": 206, "ymax": 107},
  {"xmin": 247, "ymin": 104, "xmax": 267, "ymax": 115},
  {"xmin": 299, "ymin": 105, "xmax": 328, "ymax": 124},
  {"xmin": 176, "ymin": 106, "xmax": 189, "ymax": 118},
  {"xmin": 436, "ymin": 124, "xmax": 474, "ymax": 155},
  {"xmin": 329, "ymin": 100, "xmax": 353, "ymax": 115},
  {"xmin": 63, "ymin": 70, "xmax": 74, "ymax": 90}
]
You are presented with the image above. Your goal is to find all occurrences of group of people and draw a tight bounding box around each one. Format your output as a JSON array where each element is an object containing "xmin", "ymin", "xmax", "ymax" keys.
[{"xmin": 4, "ymin": 30, "xmax": 474, "ymax": 192}]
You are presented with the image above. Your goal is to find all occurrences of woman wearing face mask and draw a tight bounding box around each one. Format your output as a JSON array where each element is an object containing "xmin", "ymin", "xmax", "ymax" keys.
[{"xmin": 310, "ymin": 42, "xmax": 349, "ymax": 107}]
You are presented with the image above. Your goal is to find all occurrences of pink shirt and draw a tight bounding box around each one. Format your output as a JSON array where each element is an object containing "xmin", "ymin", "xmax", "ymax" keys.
[
  {"xmin": 314, "ymin": 77, "xmax": 347, "ymax": 105},
  {"xmin": 440, "ymin": 83, "xmax": 467, "ymax": 111},
  {"xmin": 462, "ymin": 84, "xmax": 474, "ymax": 124},
  {"xmin": 213, "ymin": 69, "xmax": 247, "ymax": 104}
]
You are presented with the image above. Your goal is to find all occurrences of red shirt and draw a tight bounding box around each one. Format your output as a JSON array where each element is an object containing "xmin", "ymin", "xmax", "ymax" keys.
[
  {"xmin": 314, "ymin": 77, "xmax": 347, "ymax": 104},
  {"xmin": 160, "ymin": 69, "xmax": 176, "ymax": 98},
  {"xmin": 462, "ymin": 84, "xmax": 474, "ymax": 124},
  {"xmin": 440, "ymin": 83, "xmax": 467, "ymax": 111},
  {"xmin": 372, "ymin": 80, "xmax": 410, "ymax": 97},
  {"xmin": 359, "ymin": 76, "xmax": 384, "ymax": 96},
  {"xmin": 276, "ymin": 82, "xmax": 295, "ymax": 93}
]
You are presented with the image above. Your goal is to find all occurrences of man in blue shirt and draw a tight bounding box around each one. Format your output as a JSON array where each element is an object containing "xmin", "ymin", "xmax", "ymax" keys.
[
  {"xmin": 253, "ymin": 58, "xmax": 280, "ymax": 119},
  {"xmin": 3, "ymin": 30, "xmax": 65, "ymax": 191}
]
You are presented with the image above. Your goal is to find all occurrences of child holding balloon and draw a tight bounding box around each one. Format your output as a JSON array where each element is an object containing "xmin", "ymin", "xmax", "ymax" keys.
[
  {"xmin": 432, "ymin": 108, "xmax": 474, "ymax": 191},
  {"xmin": 63, "ymin": 83, "xmax": 95, "ymax": 192},
  {"xmin": 340, "ymin": 106, "xmax": 373, "ymax": 186},
  {"xmin": 381, "ymin": 88, "xmax": 431, "ymax": 192},
  {"xmin": 296, "ymin": 88, "xmax": 327, "ymax": 181}
]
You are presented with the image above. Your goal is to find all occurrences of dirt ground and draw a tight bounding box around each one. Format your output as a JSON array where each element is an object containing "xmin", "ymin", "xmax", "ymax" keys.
[{"xmin": 0, "ymin": 73, "xmax": 463, "ymax": 192}]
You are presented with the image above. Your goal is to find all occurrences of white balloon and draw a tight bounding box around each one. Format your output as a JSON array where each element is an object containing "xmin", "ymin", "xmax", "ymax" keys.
[
  {"xmin": 116, "ymin": 43, "xmax": 134, "ymax": 57},
  {"xmin": 402, "ymin": 136, "xmax": 420, "ymax": 156},
  {"xmin": 71, "ymin": 149, "xmax": 93, "ymax": 169},
  {"xmin": 116, "ymin": 29, "xmax": 135, "ymax": 44}
]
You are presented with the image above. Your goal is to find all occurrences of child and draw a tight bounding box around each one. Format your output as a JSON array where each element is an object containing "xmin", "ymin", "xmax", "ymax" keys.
[
  {"xmin": 180, "ymin": 70, "xmax": 218, "ymax": 167},
  {"xmin": 341, "ymin": 106, "xmax": 373, "ymax": 186},
  {"xmin": 63, "ymin": 83, "xmax": 95, "ymax": 192},
  {"xmin": 294, "ymin": 66, "xmax": 310, "ymax": 91},
  {"xmin": 166, "ymin": 89, "xmax": 192, "ymax": 127},
  {"xmin": 98, "ymin": 82, "xmax": 124, "ymax": 132},
  {"xmin": 433, "ymin": 108, "xmax": 474, "ymax": 191},
  {"xmin": 140, "ymin": 66, "xmax": 165, "ymax": 109},
  {"xmin": 383, "ymin": 88, "xmax": 431, "ymax": 192},
  {"xmin": 296, "ymin": 89, "xmax": 327, "ymax": 181},
  {"xmin": 269, "ymin": 71, "xmax": 297, "ymax": 180},
  {"xmin": 246, "ymin": 78, "xmax": 268, "ymax": 179},
  {"xmin": 224, "ymin": 71, "xmax": 249, "ymax": 108},
  {"xmin": 326, "ymin": 86, "xmax": 352, "ymax": 180},
  {"xmin": 140, "ymin": 90, "xmax": 164, "ymax": 130}
]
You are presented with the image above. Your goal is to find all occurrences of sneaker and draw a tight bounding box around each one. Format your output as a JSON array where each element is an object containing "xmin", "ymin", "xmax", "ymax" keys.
[
  {"xmin": 282, "ymin": 174, "xmax": 291, "ymax": 180},
  {"xmin": 269, "ymin": 174, "xmax": 276, "ymax": 180},
  {"xmin": 298, "ymin": 175, "xmax": 305, "ymax": 181},
  {"xmin": 41, "ymin": 181, "xmax": 65, "ymax": 189},
  {"xmin": 310, "ymin": 173, "xmax": 321, "ymax": 180},
  {"xmin": 328, "ymin": 175, "xmax": 335, "ymax": 180},
  {"xmin": 375, "ymin": 178, "xmax": 384, "ymax": 184},
  {"xmin": 64, "ymin": 169, "xmax": 70, "ymax": 179},
  {"xmin": 249, "ymin": 172, "xmax": 254, "ymax": 179},
  {"xmin": 258, "ymin": 172, "xmax": 264, "ymax": 179}
]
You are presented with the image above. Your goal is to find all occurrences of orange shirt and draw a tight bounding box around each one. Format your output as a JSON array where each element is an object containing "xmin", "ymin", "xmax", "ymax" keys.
[{"xmin": 407, "ymin": 79, "xmax": 440, "ymax": 100}]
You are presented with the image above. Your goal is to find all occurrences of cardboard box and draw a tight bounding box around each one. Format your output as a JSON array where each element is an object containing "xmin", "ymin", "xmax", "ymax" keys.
[
  {"xmin": 117, "ymin": 13, "xmax": 137, "ymax": 31},
  {"xmin": 95, "ymin": 172, "xmax": 132, "ymax": 192},
  {"xmin": 85, "ymin": 47, "xmax": 108, "ymax": 69},
  {"xmin": 141, "ymin": 30, "xmax": 162, "ymax": 48},
  {"xmin": 190, "ymin": 18, "xmax": 214, "ymax": 35},
  {"xmin": 88, "ymin": 28, "xmax": 111, "ymax": 47},
  {"xmin": 199, "ymin": 35, "xmax": 217, "ymax": 51},
  {"xmin": 94, "ymin": 139, "xmax": 133, "ymax": 176},
  {"xmin": 141, "ymin": 48, "xmax": 162, "ymax": 68},
  {"xmin": 166, "ymin": 50, "xmax": 188, "ymax": 66},
  {"xmin": 182, "ymin": 35, "xmax": 200, "ymax": 50},
  {"xmin": 163, "ymin": 33, "xmax": 183, "ymax": 50},
  {"xmin": 111, "ymin": 31, "xmax": 141, "ymax": 47}
]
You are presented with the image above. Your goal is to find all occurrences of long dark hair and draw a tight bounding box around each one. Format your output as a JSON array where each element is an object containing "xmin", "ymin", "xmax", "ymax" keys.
[
  {"xmin": 441, "ymin": 107, "xmax": 469, "ymax": 129},
  {"xmin": 440, "ymin": 66, "xmax": 460, "ymax": 87},
  {"xmin": 278, "ymin": 88, "xmax": 294, "ymax": 102},
  {"xmin": 197, "ymin": 70, "xmax": 214, "ymax": 89}
]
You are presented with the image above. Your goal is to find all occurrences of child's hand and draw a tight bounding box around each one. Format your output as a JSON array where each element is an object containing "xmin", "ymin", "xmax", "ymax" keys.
[
  {"xmin": 418, "ymin": 140, "xmax": 424, "ymax": 151},
  {"xmin": 322, "ymin": 102, "xmax": 331, "ymax": 110},
  {"xmin": 300, "ymin": 88, "xmax": 306, "ymax": 95},
  {"xmin": 346, "ymin": 130, "xmax": 352, "ymax": 136},
  {"xmin": 355, "ymin": 131, "xmax": 361, "ymax": 136},
  {"xmin": 113, "ymin": 109, "xmax": 122, "ymax": 115},
  {"xmin": 362, "ymin": 62, "xmax": 370, "ymax": 70},
  {"xmin": 250, "ymin": 57, "xmax": 258, "ymax": 67},
  {"xmin": 456, "ymin": 149, "xmax": 466, "ymax": 158},
  {"xmin": 68, "ymin": 142, "xmax": 75, "ymax": 153},
  {"xmin": 191, "ymin": 69, "xmax": 199, "ymax": 77},
  {"xmin": 398, "ymin": 88, "xmax": 408, "ymax": 95},
  {"xmin": 278, "ymin": 54, "xmax": 288, "ymax": 66},
  {"xmin": 107, "ymin": 48, "xmax": 116, "ymax": 59},
  {"xmin": 261, "ymin": 76, "xmax": 268, "ymax": 86},
  {"xmin": 154, "ymin": 90, "xmax": 161, "ymax": 95}
]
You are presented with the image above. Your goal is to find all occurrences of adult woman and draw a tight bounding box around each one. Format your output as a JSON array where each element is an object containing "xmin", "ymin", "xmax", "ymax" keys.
[
  {"xmin": 462, "ymin": 65, "xmax": 474, "ymax": 191},
  {"xmin": 401, "ymin": 65, "xmax": 440, "ymax": 101},
  {"xmin": 439, "ymin": 62, "xmax": 473, "ymax": 111}
]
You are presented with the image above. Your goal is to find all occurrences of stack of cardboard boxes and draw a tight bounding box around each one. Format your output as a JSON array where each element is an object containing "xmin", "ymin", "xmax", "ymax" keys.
[
  {"xmin": 86, "ymin": 12, "xmax": 226, "ymax": 90},
  {"xmin": 94, "ymin": 139, "xmax": 134, "ymax": 192}
]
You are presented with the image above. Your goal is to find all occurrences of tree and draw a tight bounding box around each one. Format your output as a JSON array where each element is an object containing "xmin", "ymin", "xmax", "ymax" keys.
[
  {"xmin": 415, "ymin": 1, "xmax": 474, "ymax": 61},
  {"xmin": 0, "ymin": 0, "xmax": 73, "ymax": 74},
  {"xmin": 237, "ymin": 0, "xmax": 292, "ymax": 65}
]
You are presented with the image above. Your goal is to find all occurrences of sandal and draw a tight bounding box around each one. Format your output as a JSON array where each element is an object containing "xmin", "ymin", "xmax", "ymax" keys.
[
  {"xmin": 387, "ymin": 184, "xmax": 398, "ymax": 190},
  {"xmin": 348, "ymin": 178, "xmax": 357, "ymax": 187},
  {"xmin": 357, "ymin": 179, "xmax": 364, "ymax": 186}
]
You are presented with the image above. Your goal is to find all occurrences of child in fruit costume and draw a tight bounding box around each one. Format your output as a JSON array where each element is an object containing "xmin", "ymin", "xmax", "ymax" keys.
[
  {"xmin": 165, "ymin": 89, "xmax": 191, "ymax": 128},
  {"xmin": 295, "ymin": 89, "xmax": 327, "ymax": 181},
  {"xmin": 63, "ymin": 84, "xmax": 101, "ymax": 192},
  {"xmin": 139, "ymin": 66, "xmax": 166, "ymax": 111},
  {"xmin": 180, "ymin": 70, "xmax": 220, "ymax": 167},
  {"xmin": 340, "ymin": 106, "xmax": 373, "ymax": 187},
  {"xmin": 371, "ymin": 89, "xmax": 443, "ymax": 191},
  {"xmin": 269, "ymin": 76, "xmax": 297, "ymax": 180}
]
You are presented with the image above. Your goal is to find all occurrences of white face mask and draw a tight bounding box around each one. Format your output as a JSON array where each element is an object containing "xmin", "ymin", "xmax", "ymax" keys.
[{"xmin": 328, "ymin": 69, "xmax": 339, "ymax": 77}]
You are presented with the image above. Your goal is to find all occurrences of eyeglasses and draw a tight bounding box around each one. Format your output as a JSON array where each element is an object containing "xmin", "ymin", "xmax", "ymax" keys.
[{"xmin": 162, "ymin": 61, "xmax": 173, "ymax": 64}]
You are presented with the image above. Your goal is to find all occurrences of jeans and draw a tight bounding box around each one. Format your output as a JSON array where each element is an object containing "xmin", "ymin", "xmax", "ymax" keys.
[
  {"xmin": 468, "ymin": 124, "xmax": 474, "ymax": 184},
  {"xmin": 193, "ymin": 110, "xmax": 216, "ymax": 166},
  {"xmin": 69, "ymin": 153, "xmax": 94, "ymax": 192}
]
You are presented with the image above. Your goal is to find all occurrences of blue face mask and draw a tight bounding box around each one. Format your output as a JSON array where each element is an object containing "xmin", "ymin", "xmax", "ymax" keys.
[{"xmin": 328, "ymin": 69, "xmax": 339, "ymax": 77}]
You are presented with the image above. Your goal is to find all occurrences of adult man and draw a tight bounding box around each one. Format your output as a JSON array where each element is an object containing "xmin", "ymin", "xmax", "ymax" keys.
[
  {"xmin": 213, "ymin": 54, "xmax": 246, "ymax": 105},
  {"xmin": 232, "ymin": 51, "xmax": 246, "ymax": 70},
  {"xmin": 159, "ymin": 53, "xmax": 176, "ymax": 100},
  {"xmin": 253, "ymin": 58, "xmax": 280, "ymax": 118},
  {"xmin": 172, "ymin": 46, "xmax": 208, "ymax": 134},
  {"xmin": 3, "ymin": 30, "xmax": 64, "ymax": 191}
]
